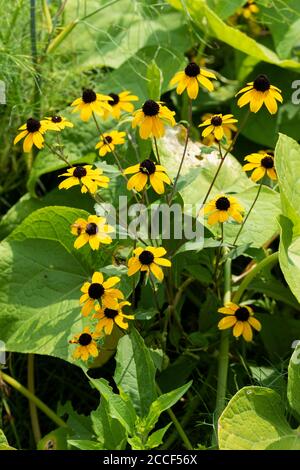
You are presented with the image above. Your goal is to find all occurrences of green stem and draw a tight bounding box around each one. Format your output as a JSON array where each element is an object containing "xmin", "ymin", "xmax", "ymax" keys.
[
  {"xmin": 153, "ymin": 137, "xmax": 161, "ymax": 165},
  {"xmin": 233, "ymin": 252, "xmax": 279, "ymax": 304},
  {"xmin": 30, "ymin": 0, "xmax": 41, "ymax": 115},
  {"xmin": 168, "ymin": 98, "xmax": 192, "ymax": 204},
  {"xmin": 233, "ymin": 182, "xmax": 263, "ymax": 246},
  {"xmin": 1, "ymin": 372, "xmax": 68, "ymax": 429},
  {"xmin": 27, "ymin": 354, "xmax": 41, "ymax": 444},
  {"xmin": 156, "ymin": 384, "xmax": 193, "ymax": 450},
  {"xmin": 214, "ymin": 254, "xmax": 231, "ymax": 434}
]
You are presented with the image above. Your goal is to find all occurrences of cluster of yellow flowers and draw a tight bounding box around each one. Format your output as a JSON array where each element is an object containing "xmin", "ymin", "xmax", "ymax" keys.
[{"xmin": 14, "ymin": 60, "xmax": 283, "ymax": 354}]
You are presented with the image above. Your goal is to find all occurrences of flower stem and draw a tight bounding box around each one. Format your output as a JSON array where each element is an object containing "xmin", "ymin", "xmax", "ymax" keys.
[
  {"xmin": 0, "ymin": 371, "xmax": 68, "ymax": 429},
  {"xmin": 168, "ymin": 98, "xmax": 192, "ymax": 204},
  {"xmin": 214, "ymin": 252, "xmax": 231, "ymax": 438},
  {"xmin": 232, "ymin": 182, "xmax": 263, "ymax": 246},
  {"xmin": 153, "ymin": 137, "xmax": 161, "ymax": 165},
  {"xmin": 27, "ymin": 354, "xmax": 41, "ymax": 444},
  {"xmin": 156, "ymin": 383, "xmax": 193, "ymax": 450},
  {"xmin": 232, "ymin": 251, "xmax": 279, "ymax": 304}
]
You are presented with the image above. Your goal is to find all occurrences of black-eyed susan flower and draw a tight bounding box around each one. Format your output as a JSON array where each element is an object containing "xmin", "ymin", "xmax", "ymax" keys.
[
  {"xmin": 103, "ymin": 91, "xmax": 139, "ymax": 120},
  {"xmin": 95, "ymin": 130, "xmax": 126, "ymax": 157},
  {"xmin": 45, "ymin": 115, "xmax": 74, "ymax": 130},
  {"xmin": 58, "ymin": 165, "xmax": 110, "ymax": 193},
  {"xmin": 71, "ymin": 89, "xmax": 113, "ymax": 121},
  {"xmin": 199, "ymin": 114, "xmax": 238, "ymax": 141},
  {"xmin": 71, "ymin": 215, "xmax": 113, "ymax": 250},
  {"xmin": 200, "ymin": 113, "xmax": 237, "ymax": 146},
  {"xmin": 127, "ymin": 246, "xmax": 171, "ymax": 282},
  {"xmin": 170, "ymin": 62, "xmax": 216, "ymax": 99},
  {"xmin": 124, "ymin": 159, "xmax": 171, "ymax": 194},
  {"xmin": 69, "ymin": 326, "xmax": 101, "ymax": 361},
  {"xmin": 80, "ymin": 272, "xmax": 124, "ymax": 316},
  {"xmin": 236, "ymin": 74, "xmax": 283, "ymax": 114},
  {"xmin": 218, "ymin": 302, "xmax": 261, "ymax": 342},
  {"xmin": 132, "ymin": 100, "xmax": 176, "ymax": 139},
  {"xmin": 203, "ymin": 195, "xmax": 244, "ymax": 225},
  {"xmin": 242, "ymin": 152, "xmax": 276, "ymax": 182},
  {"xmin": 14, "ymin": 117, "xmax": 56, "ymax": 152},
  {"xmin": 93, "ymin": 301, "xmax": 133, "ymax": 335},
  {"xmin": 237, "ymin": 0, "xmax": 259, "ymax": 19}
]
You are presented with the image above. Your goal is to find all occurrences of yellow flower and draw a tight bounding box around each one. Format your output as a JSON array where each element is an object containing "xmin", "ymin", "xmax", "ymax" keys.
[
  {"xmin": 218, "ymin": 302, "xmax": 261, "ymax": 342},
  {"xmin": 170, "ymin": 62, "xmax": 216, "ymax": 99},
  {"xmin": 93, "ymin": 301, "xmax": 133, "ymax": 335},
  {"xmin": 200, "ymin": 113, "xmax": 237, "ymax": 146},
  {"xmin": 58, "ymin": 165, "xmax": 110, "ymax": 193},
  {"xmin": 237, "ymin": 0, "xmax": 259, "ymax": 19},
  {"xmin": 80, "ymin": 272, "xmax": 124, "ymax": 316},
  {"xmin": 13, "ymin": 117, "xmax": 57, "ymax": 152},
  {"xmin": 132, "ymin": 100, "xmax": 176, "ymax": 139},
  {"xmin": 69, "ymin": 326, "xmax": 101, "ymax": 361},
  {"xmin": 199, "ymin": 114, "xmax": 238, "ymax": 141},
  {"xmin": 71, "ymin": 89, "xmax": 113, "ymax": 121},
  {"xmin": 124, "ymin": 159, "xmax": 171, "ymax": 194},
  {"xmin": 71, "ymin": 215, "xmax": 114, "ymax": 250},
  {"xmin": 242, "ymin": 152, "xmax": 276, "ymax": 182},
  {"xmin": 203, "ymin": 195, "xmax": 244, "ymax": 225},
  {"xmin": 95, "ymin": 130, "xmax": 126, "ymax": 157},
  {"xmin": 103, "ymin": 91, "xmax": 139, "ymax": 120},
  {"xmin": 127, "ymin": 246, "xmax": 171, "ymax": 282},
  {"xmin": 44, "ymin": 115, "xmax": 73, "ymax": 130},
  {"xmin": 236, "ymin": 74, "xmax": 283, "ymax": 114}
]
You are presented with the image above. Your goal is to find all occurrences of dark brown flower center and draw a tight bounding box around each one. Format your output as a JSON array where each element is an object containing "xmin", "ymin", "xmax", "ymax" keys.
[
  {"xmin": 215, "ymin": 197, "xmax": 230, "ymax": 211},
  {"xmin": 104, "ymin": 308, "xmax": 118, "ymax": 319},
  {"xmin": 261, "ymin": 156, "xmax": 274, "ymax": 169},
  {"xmin": 253, "ymin": 74, "xmax": 270, "ymax": 92},
  {"xmin": 139, "ymin": 250, "xmax": 154, "ymax": 265},
  {"xmin": 104, "ymin": 135, "xmax": 113, "ymax": 144},
  {"xmin": 185, "ymin": 62, "xmax": 200, "ymax": 77},
  {"xmin": 73, "ymin": 166, "xmax": 87, "ymax": 178},
  {"xmin": 51, "ymin": 116, "xmax": 62, "ymax": 123},
  {"xmin": 88, "ymin": 283, "xmax": 105, "ymax": 299},
  {"xmin": 85, "ymin": 223, "xmax": 98, "ymax": 235},
  {"xmin": 78, "ymin": 333, "xmax": 92, "ymax": 346},
  {"xmin": 142, "ymin": 100, "xmax": 159, "ymax": 116},
  {"xmin": 139, "ymin": 159, "xmax": 156, "ymax": 175},
  {"xmin": 211, "ymin": 116, "xmax": 223, "ymax": 126},
  {"xmin": 109, "ymin": 93, "xmax": 120, "ymax": 105},
  {"xmin": 82, "ymin": 89, "xmax": 97, "ymax": 103},
  {"xmin": 26, "ymin": 118, "xmax": 41, "ymax": 133},
  {"xmin": 235, "ymin": 307, "xmax": 250, "ymax": 322}
]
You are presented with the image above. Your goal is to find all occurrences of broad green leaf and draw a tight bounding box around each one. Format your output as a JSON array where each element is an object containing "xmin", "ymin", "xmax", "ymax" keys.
[
  {"xmin": 57, "ymin": 401, "xmax": 93, "ymax": 440},
  {"xmin": 167, "ymin": 0, "xmax": 300, "ymax": 70},
  {"xmin": 144, "ymin": 381, "xmax": 192, "ymax": 431},
  {"xmin": 114, "ymin": 328, "xmax": 157, "ymax": 417},
  {"xmin": 266, "ymin": 436, "xmax": 300, "ymax": 450},
  {"xmin": 91, "ymin": 398, "xmax": 127, "ymax": 450},
  {"xmin": 146, "ymin": 423, "xmax": 172, "ymax": 449},
  {"xmin": 0, "ymin": 206, "xmax": 131, "ymax": 362},
  {"xmin": 287, "ymin": 343, "xmax": 300, "ymax": 421},
  {"xmin": 206, "ymin": 0, "xmax": 245, "ymax": 19},
  {"xmin": 276, "ymin": 134, "xmax": 300, "ymax": 302},
  {"xmin": 68, "ymin": 439, "xmax": 104, "ymax": 450},
  {"xmin": 160, "ymin": 127, "xmax": 280, "ymax": 247},
  {"xmin": 90, "ymin": 378, "xmax": 136, "ymax": 434},
  {"xmin": 218, "ymin": 386, "xmax": 294, "ymax": 450},
  {"xmin": 0, "ymin": 428, "xmax": 14, "ymax": 450},
  {"xmin": 37, "ymin": 428, "xmax": 68, "ymax": 450}
]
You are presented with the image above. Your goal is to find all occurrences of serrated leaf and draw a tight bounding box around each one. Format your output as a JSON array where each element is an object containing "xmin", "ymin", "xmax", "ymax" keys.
[{"xmin": 287, "ymin": 344, "xmax": 300, "ymax": 421}]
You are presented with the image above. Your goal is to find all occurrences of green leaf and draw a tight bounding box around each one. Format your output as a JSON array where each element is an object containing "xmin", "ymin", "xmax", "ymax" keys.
[
  {"xmin": 0, "ymin": 206, "xmax": 130, "ymax": 362},
  {"xmin": 91, "ymin": 398, "xmax": 127, "ymax": 450},
  {"xmin": 68, "ymin": 439, "xmax": 104, "ymax": 450},
  {"xmin": 218, "ymin": 386, "xmax": 294, "ymax": 450},
  {"xmin": 146, "ymin": 423, "xmax": 172, "ymax": 449},
  {"xmin": 37, "ymin": 428, "xmax": 68, "ymax": 450},
  {"xmin": 90, "ymin": 378, "xmax": 136, "ymax": 435},
  {"xmin": 144, "ymin": 381, "xmax": 192, "ymax": 432},
  {"xmin": 114, "ymin": 328, "xmax": 157, "ymax": 417},
  {"xmin": 0, "ymin": 428, "xmax": 14, "ymax": 450},
  {"xmin": 147, "ymin": 61, "xmax": 162, "ymax": 101},
  {"xmin": 287, "ymin": 343, "xmax": 300, "ymax": 421},
  {"xmin": 266, "ymin": 436, "xmax": 300, "ymax": 450},
  {"xmin": 167, "ymin": 0, "xmax": 300, "ymax": 70},
  {"xmin": 276, "ymin": 134, "xmax": 300, "ymax": 302}
]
